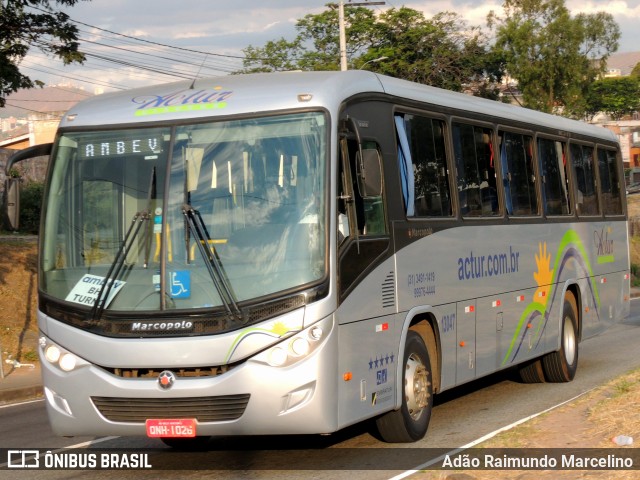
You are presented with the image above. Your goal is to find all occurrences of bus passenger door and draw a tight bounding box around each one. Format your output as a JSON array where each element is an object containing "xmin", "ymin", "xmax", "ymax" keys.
[
  {"xmin": 476, "ymin": 293, "xmax": 525, "ymax": 377},
  {"xmin": 456, "ymin": 301, "xmax": 476, "ymax": 384},
  {"xmin": 475, "ymin": 295, "xmax": 501, "ymax": 378}
]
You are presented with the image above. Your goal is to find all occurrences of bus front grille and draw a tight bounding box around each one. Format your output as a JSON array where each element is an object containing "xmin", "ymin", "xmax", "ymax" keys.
[{"xmin": 91, "ymin": 395, "xmax": 250, "ymax": 423}]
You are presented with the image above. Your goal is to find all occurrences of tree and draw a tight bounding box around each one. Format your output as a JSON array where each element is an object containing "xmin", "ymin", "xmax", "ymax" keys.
[
  {"xmin": 238, "ymin": 6, "xmax": 376, "ymax": 73},
  {"xmin": 631, "ymin": 62, "xmax": 640, "ymax": 78},
  {"xmin": 241, "ymin": 38, "xmax": 304, "ymax": 73},
  {"xmin": 366, "ymin": 9, "xmax": 503, "ymax": 95},
  {"xmin": 0, "ymin": 0, "xmax": 87, "ymax": 107},
  {"xmin": 19, "ymin": 181, "xmax": 45, "ymax": 234},
  {"xmin": 237, "ymin": 6, "xmax": 503, "ymax": 98},
  {"xmin": 296, "ymin": 6, "xmax": 376, "ymax": 71},
  {"xmin": 488, "ymin": 0, "xmax": 620, "ymax": 117},
  {"xmin": 585, "ymin": 76, "xmax": 640, "ymax": 120}
]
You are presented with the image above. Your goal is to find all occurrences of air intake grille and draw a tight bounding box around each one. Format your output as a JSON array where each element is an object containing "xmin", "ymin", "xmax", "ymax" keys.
[
  {"xmin": 91, "ymin": 395, "xmax": 250, "ymax": 423},
  {"xmin": 382, "ymin": 271, "xmax": 395, "ymax": 308}
]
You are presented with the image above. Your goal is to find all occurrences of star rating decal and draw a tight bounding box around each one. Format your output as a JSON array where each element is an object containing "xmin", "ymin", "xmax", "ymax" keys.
[{"xmin": 369, "ymin": 353, "xmax": 395, "ymax": 370}]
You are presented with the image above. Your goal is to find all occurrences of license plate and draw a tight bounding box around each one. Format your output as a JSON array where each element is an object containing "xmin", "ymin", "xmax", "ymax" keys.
[{"xmin": 146, "ymin": 419, "xmax": 196, "ymax": 438}]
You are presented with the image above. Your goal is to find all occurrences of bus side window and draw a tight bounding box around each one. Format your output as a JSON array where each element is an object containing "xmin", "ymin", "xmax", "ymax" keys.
[
  {"xmin": 499, "ymin": 131, "xmax": 538, "ymax": 216},
  {"xmin": 338, "ymin": 138, "xmax": 386, "ymax": 239},
  {"xmin": 570, "ymin": 143, "xmax": 600, "ymax": 216},
  {"xmin": 452, "ymin": 123, "xmax": 498, "ymax": 217},
  {"xmin": 598, "ymin": 148, "xmax": 623, "ymax": 216},
  {"xmin": 396, "ymin": 113, "xmax": 452, "ymax": 217},
  {"xmin": 538, "ymin": 138, "xmax": 571, "ymax": 216}
]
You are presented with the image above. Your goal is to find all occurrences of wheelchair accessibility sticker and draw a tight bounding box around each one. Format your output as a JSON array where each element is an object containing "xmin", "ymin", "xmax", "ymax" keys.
[{"xmin": 170, "ymin": 271, "xmax": 191, "ymax": 298}]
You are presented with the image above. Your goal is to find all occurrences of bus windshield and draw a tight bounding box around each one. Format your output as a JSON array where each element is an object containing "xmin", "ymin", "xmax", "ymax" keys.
[{"xmin": 40, "ymin": 112, "xmax": 327, "ymax": 319}]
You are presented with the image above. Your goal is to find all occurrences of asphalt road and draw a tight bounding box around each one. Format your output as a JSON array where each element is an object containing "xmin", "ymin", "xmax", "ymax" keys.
[{"xmin": 1, "ymin": 299, "xmax": 640, "ymax": 480}]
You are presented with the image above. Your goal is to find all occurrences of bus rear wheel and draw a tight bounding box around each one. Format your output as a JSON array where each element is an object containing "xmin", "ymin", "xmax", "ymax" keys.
[
  {"xmin": 518, "ymin": 358, "xmax": 545, "ymax": 383},
  {"xmin": 542, "ymin": 293, "xmax": 579, "ymax": 382},
  {"xmin": 375, "ymin": 330, "xmax": 433, "ymax": 443}
]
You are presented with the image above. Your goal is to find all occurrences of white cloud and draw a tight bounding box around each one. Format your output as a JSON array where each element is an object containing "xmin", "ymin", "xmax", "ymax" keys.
[
  {"xmin": 121, "ymin": 29, "xmax": 152, "ymax": 38},
  {"xmin": 567, "ymin": 0, "xmax": 640, "ymax": 17},
  {"xmin": 18, "ymin": 0, "xmax": 640, "ymax": 92}
]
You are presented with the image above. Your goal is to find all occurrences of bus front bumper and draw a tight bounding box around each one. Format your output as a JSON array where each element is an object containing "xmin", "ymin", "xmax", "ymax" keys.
[{"xmin": 39, "ymin": 315, "xmax": 339, "ymax": 438}]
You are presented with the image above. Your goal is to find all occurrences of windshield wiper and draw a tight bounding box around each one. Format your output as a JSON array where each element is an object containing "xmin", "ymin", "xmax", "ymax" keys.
[
  {"xmin": 90, "ymin": 210, "xmax": 150, "ymax": 321},
  {"xmin": 182, "ymin": 204, "xmax": 244, "ymax": 322}
]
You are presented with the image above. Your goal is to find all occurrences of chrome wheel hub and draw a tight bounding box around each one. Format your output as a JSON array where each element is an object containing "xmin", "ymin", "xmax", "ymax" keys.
[{"xmin": 405, "ymin": 353, "xmax": 430, "ymax": 420}]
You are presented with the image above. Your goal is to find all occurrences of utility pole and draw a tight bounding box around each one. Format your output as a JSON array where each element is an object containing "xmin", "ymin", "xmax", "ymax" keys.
[
  {"xmin": 339, "ymin": 1, "xmax": 347, "ymax": 71},
  {"xmin": 337, "ymin": 1, "xmax": 385, "ymax": 71}
]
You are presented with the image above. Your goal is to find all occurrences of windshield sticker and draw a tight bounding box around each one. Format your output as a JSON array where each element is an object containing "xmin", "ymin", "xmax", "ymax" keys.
[
  {"xmin": 132, "ymin": 87, "xmax": 233, "ymax": 117},
  {"xmin": 65, "ymin": 274, "xmax": 126, "ymax": 307},
  {"xmin": 169, "ymin": 271, "xmax": 191, "ymax": 299}
]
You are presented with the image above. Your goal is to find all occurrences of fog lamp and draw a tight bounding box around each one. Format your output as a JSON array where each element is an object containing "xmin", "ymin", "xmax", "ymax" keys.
[{"xmin": 309, "ymin": 326, "xmax": 323, "ymax": 341}]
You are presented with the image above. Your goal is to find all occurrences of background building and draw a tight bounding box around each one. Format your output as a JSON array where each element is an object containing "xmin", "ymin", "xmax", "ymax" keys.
[{"xmin": 0, "ymin": 86, "xmax": 90, "ymax": 189}]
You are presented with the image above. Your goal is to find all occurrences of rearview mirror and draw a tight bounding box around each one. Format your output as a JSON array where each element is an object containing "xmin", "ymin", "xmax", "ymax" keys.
[{"xmin": 4, "ymin": 178, "xmax": 20, "ymax": 231}]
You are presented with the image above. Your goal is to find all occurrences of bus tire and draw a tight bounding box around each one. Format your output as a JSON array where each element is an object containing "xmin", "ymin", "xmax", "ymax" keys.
[
  {"xmin": 542, "ymin": 293, "xmax": 579, "ymax": 382},
  {"xmin": 375, "ymin": 330, "xmax": 433, "ymax": 442},
  {"xmin": 518, "ymin": 358, "xmax": 545, "ymax": 383}
]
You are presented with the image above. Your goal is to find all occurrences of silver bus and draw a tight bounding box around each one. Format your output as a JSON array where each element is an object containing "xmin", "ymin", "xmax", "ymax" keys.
[{"xmin": 27, "ymin": 71, "xmax": 629, "ymax": 445}]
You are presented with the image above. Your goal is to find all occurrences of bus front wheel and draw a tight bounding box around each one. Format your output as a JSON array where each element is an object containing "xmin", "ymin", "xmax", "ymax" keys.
[
  {"xmin": 542, "ymin": 293, "xmax": 579, "ymax": 382},
  {"xmin": 375, "ymin": 330, "xmax": 433, "ymax": 443}
]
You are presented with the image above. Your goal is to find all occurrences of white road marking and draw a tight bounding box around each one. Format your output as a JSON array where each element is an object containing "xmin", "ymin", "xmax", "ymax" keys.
[
  {"xmin": 387, "ymin": 388, "xmax": 596, "ymax": 480},
  {"xmin": 0, "ymin": 436, "xmax": 120, "ymax": 468},
  {"xmin": 0, "ymin": 398, "xmax": 44, "ymax": 409}
]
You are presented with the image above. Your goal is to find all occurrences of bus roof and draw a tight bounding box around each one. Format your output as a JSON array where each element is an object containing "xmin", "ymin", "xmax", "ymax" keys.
[{"xmin": 59, "ymin": 70, "xmax": 617, "ymax": 143}]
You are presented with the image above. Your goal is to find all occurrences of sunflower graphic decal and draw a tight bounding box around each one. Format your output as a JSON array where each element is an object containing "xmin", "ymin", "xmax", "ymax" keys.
[
  {"xmin": 533, "ymin": 242, "xmax": 554, "ymax": 305},
  {"xmin": 502, "ymin": 232, "xmax": 600, "ymax": 366}
]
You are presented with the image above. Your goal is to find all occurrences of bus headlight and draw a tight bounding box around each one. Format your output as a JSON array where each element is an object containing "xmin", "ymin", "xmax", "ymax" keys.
[
  {"xmin": 59, "ymin": 353, "xmax": 78, "ymax": 372},
  {"xmin": 269, "ymin": 347, "xmax": 288, "ymax": 367},
  {"xmin": 39, "ymin": 335, "xmax": 83, "ymax": 373},
  {"xmin": 260, "ymin": 316, "xmax": 332, "ymax": 368},
  {"xmin": 44, "ymin": 345, "xmax": 62, "ymax": 363},
  {"xmin": 291, "ymin": 337, "xmax": 310, "ymax": 356}
]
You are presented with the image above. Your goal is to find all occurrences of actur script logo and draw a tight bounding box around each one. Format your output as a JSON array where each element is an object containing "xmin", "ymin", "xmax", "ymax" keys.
[{"xmin": 132, "ymin": 87, "xmax": 233, "ymax": 117}]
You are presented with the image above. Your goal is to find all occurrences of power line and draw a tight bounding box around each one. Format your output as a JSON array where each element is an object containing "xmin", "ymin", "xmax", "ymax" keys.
[
  {"xmin": 77, "ymin": 37, "xmax": 236, "ymax": 73},
  {"xmin": 22, "ymin": 55, "xmax": 132, "ymax": 89},
  {"xmin": 73, "ymin": 26, "xmax": 241, "ymax": 72},
  {"xmin": 69, "ymin": 16, "xmax": 249, "ymax": 61},
  {"xmin": 4, "ymin": 102, "xmax": 65, "ymax": 118},
  {"xmin": 24, "ymin": 4, "xmax": 246, "ymax": 90},
  {"xmin": 26, "ymin": 53, "xmax": 153, "ymax": 86},
  {"xmin": 77, "ymin": 38, "xmax": 238, "ymax": 75},
  {"xmin": 21, "ymin": 59, "xmax": 129, "ymax": 90},
  {"xmin": 81, "ymin": 52, "xmax": 197, "ymax": 80}
]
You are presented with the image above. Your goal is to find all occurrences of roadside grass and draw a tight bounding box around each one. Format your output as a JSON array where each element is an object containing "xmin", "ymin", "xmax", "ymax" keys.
[
  {"xmin": 415, "ymin": 368, "xmax": 640, "ymax": 479},
  {"xmin": 588, "ymin": 369, "xmax": 640, "ymax": 447},
  {"xmin": 0, "ymin": 238, "xmax": 39, "ymax": 366}
]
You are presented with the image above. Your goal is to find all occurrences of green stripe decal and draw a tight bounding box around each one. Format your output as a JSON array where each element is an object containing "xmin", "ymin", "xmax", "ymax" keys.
[{"xmin": 135, "ymin": 102, "xmax": 228, "ymax": 117}]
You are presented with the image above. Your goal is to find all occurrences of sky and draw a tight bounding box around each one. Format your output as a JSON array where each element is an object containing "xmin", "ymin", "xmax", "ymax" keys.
[{"xmin": 17, "ymin": 0, "xmax": 640, "ymax": 96}]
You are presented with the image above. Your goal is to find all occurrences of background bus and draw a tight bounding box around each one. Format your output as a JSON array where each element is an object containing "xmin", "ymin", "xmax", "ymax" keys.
[{"xmin": 18, "ymin": 70, "xmax": 628, "ymax": 445}]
